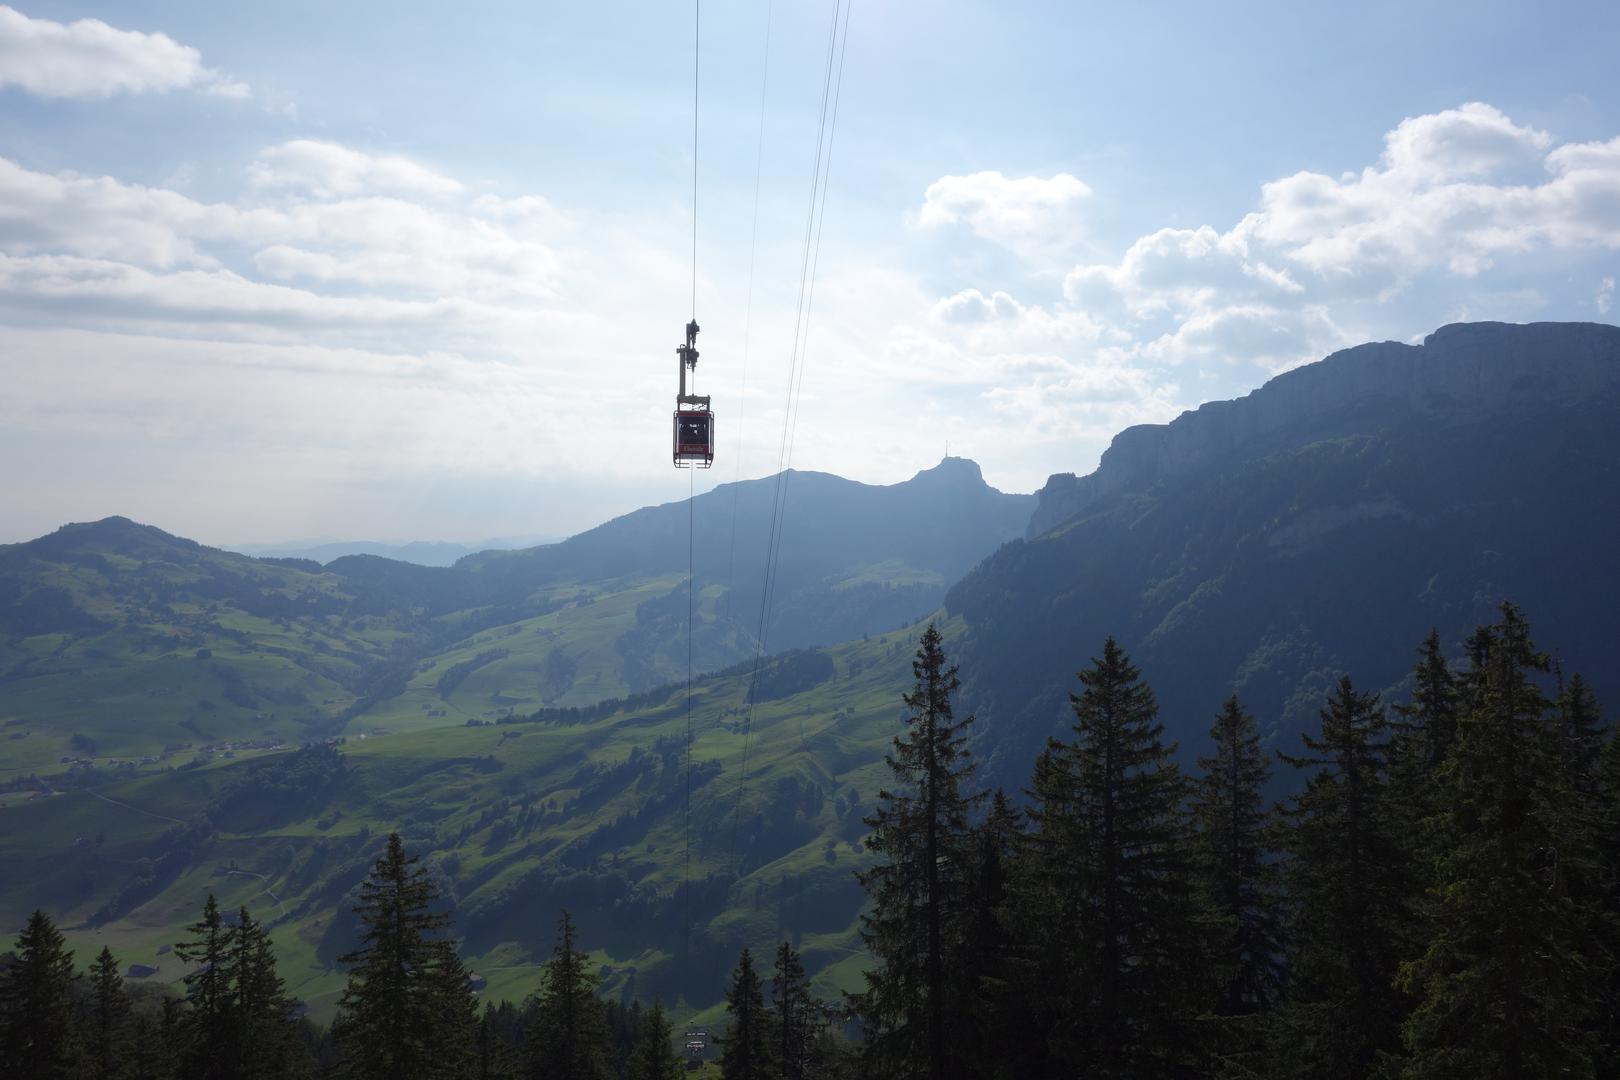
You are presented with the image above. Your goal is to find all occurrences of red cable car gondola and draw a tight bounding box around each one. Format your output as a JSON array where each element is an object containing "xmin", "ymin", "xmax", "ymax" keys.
[{"xmin": 673, "ymin": 319, "xmax": 714, "ymax": 469}]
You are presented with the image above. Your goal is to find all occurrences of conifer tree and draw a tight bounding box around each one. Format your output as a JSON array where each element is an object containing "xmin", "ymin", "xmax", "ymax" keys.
[
  {"xmin": 87, "ymin": 945, "xmax": 132, "ymax": 1080},
  {"xmin": 174, "ymin": 893, "xmax": 237, "ymax": 1080},
  {"xmin": 719, "ymin": 947, "xmax": 772, "ymax": 1080},
  {"xmin": 0, "ymin": 909, "xmax": 81, "ymax": 1079},
  {"xmin": 1017, "ymin": 638, "xmax": 1202, "ymax": 1077},
  {"xmin": 770, "ymin": 941, "xmax": 816, "ymax": 1080},
  {"xmin": 853, "ymin": 624, "xmax": 982, "ymax": 1080},
  {"xmin": 1192, "ymin": 694, "xmax": 1282, "ymax": 1018},
  {"xmin": 1555, "ymin": 669, "xmax": 1617, "ymax": 1064},
  {"xmin": 1393, "ymin": 629, "xmax": 1461, "ymax": 775},
  {"xmin": 1271, "ymin": 676, "xmax": 1414, "ymax": 1076},
  {"xmin": 1596, "ymin": 726, "xmax": 1620, "ymax": 1065},
  {"xmin": 957, "ymin": 789, "xmax": 1021, "ymax": 1079},
  {"xmin": 1389, "ymin": 629, "xmax": 1462, "ymax": 847},
  {"xmin": 333, "ymin": 832, "xmax": 474, "ymax": 1080},
  {"xmin": 525, "ymin": 910, "xmax": 611, "ymax": 1080},
  {"xmin": 1002, "ymin": 730, "xmax": 1083, "ymax": 1078},
  {"xmin": 156, "ymin": 996, "xmax": 186, "ymax": 1080},
  {"xmin": 626, "ymin": 999, "xmax": 683, "ymax": 1080},
  {"xmin": 428, "ymin": 928, "xmax": 480, "ymax": 1069},
  {"xmin": 1556, "ymin": 670, "xmax": 1605, "ymax": 797},
  {"xmin": 231, "ymin": 906, "xmax": 300, "ymax": 1079},
  {"xmin": 127, "ymin": 1011, "xmax": 170, "ymax": 1080},
  {"xmin": 476, "ymin": 1005, "xmax": 518, "ymax": 1080},
  {"xmin": 1397, "ymin": 605, "xmax": 1603, "ymax": 1076},
  {"xmin": 607, "ymin": 999, "xmax": 645, "ymax": 1077}
]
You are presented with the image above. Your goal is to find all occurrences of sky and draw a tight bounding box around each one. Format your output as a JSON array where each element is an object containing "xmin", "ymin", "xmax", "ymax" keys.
[{"xmin": 1, "ymin": 0, "xmax": 1618, "ymax": 546}]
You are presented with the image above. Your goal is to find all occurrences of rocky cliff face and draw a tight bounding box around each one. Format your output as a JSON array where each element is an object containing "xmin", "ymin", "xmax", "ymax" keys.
[{"xmin": 1027, "ymin": 321, "xmax": 1620, "ymax": 539}]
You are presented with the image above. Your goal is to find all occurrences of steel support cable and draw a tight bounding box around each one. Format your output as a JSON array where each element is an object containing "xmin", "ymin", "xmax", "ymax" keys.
[
  {"xmin": 691, "ymin": 0, "xmax": 700, "ymax": 319},
  {"xmin": 760, "ymin": 0, "xmax": 852, "ymax": 754},
  {"xmin": 682, "ymin": 462, "xmax": 695, "ymax": 966},
  {"xmin": 778, "ymin": 0, "xmax": 852, "ymax": 751},
  {"xmin": 783, "ymin": 0, "xmax": 852, "ymax": 476},
  {"xmin": 726, "ymin": 0, "xmax": 851, "ymax": 874},
  {"xmin": 722, "ymin": 0, "xmax": 776, "ymax": 631},
  {"xmin": 680, "ymin": 0, "xmax": 700, "ymax": 978}
]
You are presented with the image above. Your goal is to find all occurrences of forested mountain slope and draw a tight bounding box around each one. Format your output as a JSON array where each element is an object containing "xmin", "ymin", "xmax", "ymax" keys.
[{"xmin": 948, "ymin": 321, "xmax": 1620, "ymax": 783}]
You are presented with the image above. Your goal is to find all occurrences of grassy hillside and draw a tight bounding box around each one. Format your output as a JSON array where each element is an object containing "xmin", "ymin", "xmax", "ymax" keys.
[
  {"xmin": 1, "ymin": 459, "xmax": 1028, "ymax": 782},
  {"xmin": 0, "ymin": 618, "xmax": 947, "ymax": 1024}
]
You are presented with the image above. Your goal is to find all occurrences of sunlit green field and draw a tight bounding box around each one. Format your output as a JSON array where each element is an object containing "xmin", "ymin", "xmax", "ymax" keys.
[{"xmin": 0, "ymin": 616, "xmax": 956, "ymax": 1021}]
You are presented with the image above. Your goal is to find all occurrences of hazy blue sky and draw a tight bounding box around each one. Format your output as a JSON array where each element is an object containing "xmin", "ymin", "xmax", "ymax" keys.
[{"xmin": 2, "ymin": 1, "xmax": 1618, "ymax": 545}]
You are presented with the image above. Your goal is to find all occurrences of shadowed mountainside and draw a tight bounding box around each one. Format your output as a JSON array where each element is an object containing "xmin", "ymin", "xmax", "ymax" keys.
[{"xmin": 949, "ymin": 321, "xmax": 1620, "ymax": 785}]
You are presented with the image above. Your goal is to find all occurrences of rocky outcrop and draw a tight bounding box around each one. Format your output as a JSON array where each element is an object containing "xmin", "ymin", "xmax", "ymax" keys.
[{"xmin": 1027, "ymin": 321, "xmax": 1620, "ymax": 539}]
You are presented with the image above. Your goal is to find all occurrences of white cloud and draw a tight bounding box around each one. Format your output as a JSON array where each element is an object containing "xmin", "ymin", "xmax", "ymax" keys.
[
  {"xmin": 1133, "ymin": 304, "xmax": 1343, "ymax": 370},
  {"xmin": 1239, "ymin": 103, "xmax": 1620, "ymax": 287},
  {"xmin": 1065, "ymin": 226, "xmax": 1303, "ymax": 320},
  {"xmin": 1050, "ymin": 102, "xmax": 1620, "ymax": 378},
  {"xmin": 917, "ymin": 170, "xmax": 1091, "ymax": 254},
  {"xmin": 250, "ymin": 141, "xmax": 463, "ymax": 199},
  {"xmin": 1600, "ymin": 276, "xmax": 1615, "ymax": 315},
  {"xmin": 0, "ymin": 5, "xmax": 249, "ymax": 100},
  {"xmin": 0, "ymin": 152, "xmax": 575, "ymax": 343},
  {"xmin": 1380, "ymin": 101, "xmax": 1552, "ymax": 181}
]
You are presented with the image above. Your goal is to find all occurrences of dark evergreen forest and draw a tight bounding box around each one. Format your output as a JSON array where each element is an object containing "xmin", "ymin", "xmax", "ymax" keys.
[{"xmin": 4, "ymin": 604, "xmax": 1616, "ymax": 1079}]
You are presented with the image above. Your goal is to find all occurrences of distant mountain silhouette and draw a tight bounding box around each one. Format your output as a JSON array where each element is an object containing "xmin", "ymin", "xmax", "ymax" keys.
[
  {"xmin": 0, "ymin": 458, "xmax": 1031, "ymax": 763},
  {"xmin": 948, "ymin": 321, "xmax": 1620, "ymax": 786},
  {"xmin": 457, "ymin": 456, "xmax": 1033, "ymax": 652},
  {"xmin": 226, "ymin": 537, "xmax": 558, "ymax": 568}
]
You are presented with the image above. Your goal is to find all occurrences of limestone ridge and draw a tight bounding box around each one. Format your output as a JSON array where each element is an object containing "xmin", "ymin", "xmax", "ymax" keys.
[{"xmin": 1026, "ymin": 321, "xmax": 1620, "ymax": 540}]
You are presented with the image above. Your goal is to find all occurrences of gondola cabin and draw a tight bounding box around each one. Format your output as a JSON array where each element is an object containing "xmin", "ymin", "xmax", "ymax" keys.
[
  {"xmin": 672, "ymin": 319, "xmax": 713, "ymax": 468},
  {"xmin": 673, "ymin": 407, "xmax": 714, "ymax": 468}
]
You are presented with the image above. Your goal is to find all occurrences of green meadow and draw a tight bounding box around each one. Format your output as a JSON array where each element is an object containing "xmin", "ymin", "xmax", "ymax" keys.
[{"xmin": 0, "ymin": 616, "xmax": 951, "ymax": 1021}]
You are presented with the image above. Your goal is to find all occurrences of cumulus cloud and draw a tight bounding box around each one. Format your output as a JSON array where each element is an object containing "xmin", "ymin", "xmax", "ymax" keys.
[
  {"xmin": 1601, "ymin": 276, "xmax": 1615, "ymax": 315},
  {"xmin": 1049, "ymin": 102, "xmax": 1620, "ymax": 377},
  {"xmin": 250, "ymin": 141, "xmax": 463, "ymax": 199},
  {"xmin": 917, "ymin": 170, "xmax": 1091, "ymax": 254},
  {"xmin": 0, "ymin": 150, "xmax": 575, "ymax": 346},
  {"xmin": 0, "ymin": 6, "xmax": 248, "ymax": 100},
  {"xmin": 1379, "ymin": 101, "xmax": 1552, "ymax": 180},
  {"xmin": 1238, "ymin": 103, "xmax": 1620, "ymax": 286}
]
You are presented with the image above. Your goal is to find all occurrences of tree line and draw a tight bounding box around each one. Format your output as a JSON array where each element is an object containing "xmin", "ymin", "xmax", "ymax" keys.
[
  {"xmin": 0, "ymin": 836, "xmax": 713, "ymax": 1079},
  {"xmin": 855, "ymin": 606, "xmax": 1619, "ymax": 1078},
  {"xmin": 3, "ymin": 601, "xmax": 1616, "ymax": 1078},
  {"xmin": 1, "ymin": 829, "xmax": 861, "ymax": 1079}
]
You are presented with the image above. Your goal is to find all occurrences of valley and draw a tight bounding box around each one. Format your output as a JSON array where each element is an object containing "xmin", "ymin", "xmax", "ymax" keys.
[{"xmin": 4, "ymin": 320, "xmax": 1619, "ymax": 1028}]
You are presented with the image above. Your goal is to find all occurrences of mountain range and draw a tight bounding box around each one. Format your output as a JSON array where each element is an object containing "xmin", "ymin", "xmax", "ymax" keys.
[
  {"xmin": 0, "ymin": 460, "xmax": 1031, "ymax": 776},
  {"xmin": 2, "ymin": 319, "xmax": 1616, "ymax": 1023},
  {"xmin": 949, "ymin": 320, "xmax": 1620, "ymax": 786},
  {"xmin": 225, "ymin": 537, "xmax": 562, "ymax": 569}
]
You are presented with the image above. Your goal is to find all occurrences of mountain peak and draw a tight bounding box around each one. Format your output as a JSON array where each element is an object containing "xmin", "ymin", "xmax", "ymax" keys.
[
  {"xmin": 36, "ymin": 516, "xmax": 196, "ymax": 553},
  {"xmin": 908, "ymin": 455, "xmax": 986, "ymax": 487}
]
